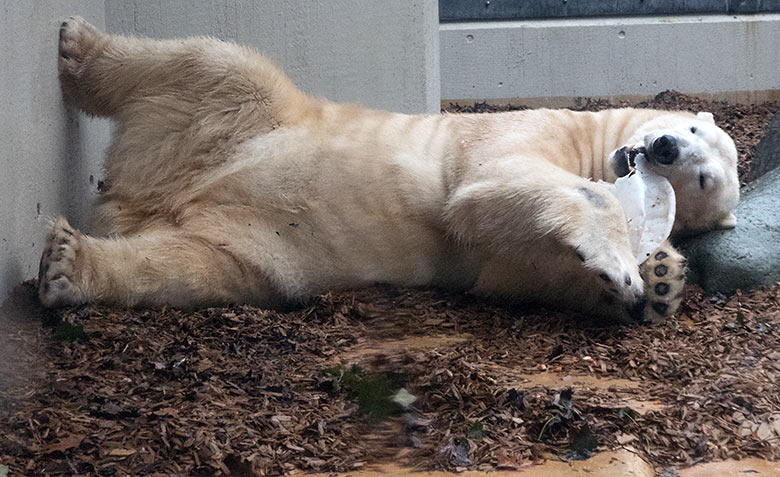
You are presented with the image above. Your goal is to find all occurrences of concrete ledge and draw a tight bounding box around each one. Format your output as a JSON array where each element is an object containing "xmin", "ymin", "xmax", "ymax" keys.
[
  {"xmin": 441, "ymin": 14, "xmax": 780, "ymax": 102},
  {"xmin": 442, "ymin": 90, "xmax": 780, "ymax": 111}
]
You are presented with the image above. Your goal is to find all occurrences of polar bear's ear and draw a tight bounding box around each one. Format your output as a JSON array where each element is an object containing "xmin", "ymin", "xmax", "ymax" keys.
[
  {"xmin": 715, "ymin": 212, "xmax": 737, "ymax": 229},
  {"xmin": 697, "ymin": 112, "xmax": 715, "ymax": 123}
]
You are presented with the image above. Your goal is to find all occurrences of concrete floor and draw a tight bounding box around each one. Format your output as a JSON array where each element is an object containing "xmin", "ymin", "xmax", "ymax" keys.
[{"xmin": 304, "ymin": 453, "xmax": 779, "ymax": 476}]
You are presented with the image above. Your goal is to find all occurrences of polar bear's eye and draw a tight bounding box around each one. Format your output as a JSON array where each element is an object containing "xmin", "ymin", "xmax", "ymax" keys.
[
  {"xmin": 690, "ymin": 126, "xmax": 697, "ymax": 133},
  {"xmin": 699, "ymin": 174, "xmax": 706, "ymax": 189}
]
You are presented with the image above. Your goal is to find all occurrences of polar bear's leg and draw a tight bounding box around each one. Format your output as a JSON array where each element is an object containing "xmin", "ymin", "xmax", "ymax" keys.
[
  {"xmin": 37, "ymin": 217, "xmax": 273, "ymax": 309},
  {"xmin": 445, "ymin": 156, "xmax": 689, "ymax": 322},
  {"xmin": 57, "ymin": 16, "xmax": 309, "ymax": 128},
  {"xmin": 445, "ymin": 157, "xmax": 646, "ymax": 319}
]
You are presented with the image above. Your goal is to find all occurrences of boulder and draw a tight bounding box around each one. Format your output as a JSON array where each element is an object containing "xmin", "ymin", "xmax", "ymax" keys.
[
  {"xmin": 745, "ymin": 111, "xmax": 780, "ymax": 183},
  {"xmin": 680, "ymin": 165, "xmax": 780, "ymax": 294}
]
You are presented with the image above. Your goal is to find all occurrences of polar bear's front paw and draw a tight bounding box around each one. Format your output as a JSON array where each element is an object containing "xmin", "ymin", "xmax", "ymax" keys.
[
  {"xmin": 575, "ymin": 244, "xmax": 644, "ymax": 312},
  {"xmin": 38, "ymin": 218, "xmax": 87, "ymax": 308},
  {"xmin": 639, "ymin": 243, "xmax": 686, "ymax": 324}
]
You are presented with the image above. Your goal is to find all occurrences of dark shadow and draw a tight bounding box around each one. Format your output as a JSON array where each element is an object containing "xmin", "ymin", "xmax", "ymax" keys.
[{"xmin": 0, "ymin": 282, "xmax": 50, "ymax": 409}]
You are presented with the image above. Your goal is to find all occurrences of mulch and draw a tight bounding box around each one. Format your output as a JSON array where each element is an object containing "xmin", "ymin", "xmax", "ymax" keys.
[{"xmin": 1, "ymin": 92, "xmax": 780, "ymax": 476}]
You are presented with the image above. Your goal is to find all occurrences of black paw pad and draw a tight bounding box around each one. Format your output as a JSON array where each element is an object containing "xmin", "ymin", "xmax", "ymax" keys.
[
  {"xmin": 654, "ymin": 264, "xmax": 668, "ymax": 277},
  {"xmin": 652, "ymin": 302, "xmax": 668, "ymax": 316},
  {"xmin": 654, "ymin": 251, "xmax": 668, "ymax": 260},
  {"xmin": 628, "ymin": 295, "xmax": 647, "ymax": 322},
  {"xmin": 654, "ymin": 282, "xmax": 670, "ymax": 296}
]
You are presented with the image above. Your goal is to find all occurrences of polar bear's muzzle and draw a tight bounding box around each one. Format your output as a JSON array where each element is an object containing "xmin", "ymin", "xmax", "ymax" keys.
[{"xmin": 646, "ymin": 135, "xmax": 679, "ymax": 165}]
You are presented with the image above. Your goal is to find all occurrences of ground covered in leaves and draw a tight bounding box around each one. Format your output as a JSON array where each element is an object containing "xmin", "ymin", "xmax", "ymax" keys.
[{"xmin": 1, "ymin": 92, "xmax": 779, "ymax": 476}]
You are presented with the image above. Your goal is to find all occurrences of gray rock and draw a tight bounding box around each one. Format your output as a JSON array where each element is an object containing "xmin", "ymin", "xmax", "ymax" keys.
[
  {"xmin": 745, "ymin": 112, "xmax": 780, "ymax": 183},
  {"xmin": 680, "ymin": 166, "xmax": 780, "ymax": 294}
]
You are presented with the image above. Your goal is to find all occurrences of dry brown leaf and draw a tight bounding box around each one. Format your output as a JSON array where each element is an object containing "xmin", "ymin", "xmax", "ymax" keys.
[
  {"xmin": 151, "ymin": 407, "xmax": 179, "ymax": 418},
  {"xmin": 772, "ymin": 417, "xmax": 780, "ymax": 438},
  {"xmin": 757, "ymin": 421, "xmax": 773, "ymax": 441},
  {"xmin": 496, "ymin": 449, "xmax": 534, "ymax": 470},
  {"xmin": 44, "ymin": 434, "xmax": 85, "ymax": 454},
  {"xmin": 108, "ymin": 448, "xmax": 137, "ymax": 457}
]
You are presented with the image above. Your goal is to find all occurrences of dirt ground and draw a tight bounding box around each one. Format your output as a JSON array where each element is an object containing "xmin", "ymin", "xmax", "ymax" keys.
[{"xmin": 1, "ymin": 92, "xmax": 779, "ymax": 476}]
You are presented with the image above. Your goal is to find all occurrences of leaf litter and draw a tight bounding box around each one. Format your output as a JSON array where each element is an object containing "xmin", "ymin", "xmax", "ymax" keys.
[{"xmin": 1, "ymin": 92, "xmax": 780, "ymax": 475}]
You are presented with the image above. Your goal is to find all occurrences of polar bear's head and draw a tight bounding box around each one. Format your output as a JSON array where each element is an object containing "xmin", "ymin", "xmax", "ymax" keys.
[{"xmin": 611, "ymin": 111, "xmax": 739, "ymax": 235}]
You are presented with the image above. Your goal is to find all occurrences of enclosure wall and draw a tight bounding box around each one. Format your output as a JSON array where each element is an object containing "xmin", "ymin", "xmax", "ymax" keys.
[
  {"xmin": 0, "ymin": 1, "xmax": 109, "ymax": 305},
  {"xmin": 105, "ymin": 0, "xmax": 441, "ymax": 115},
  {"xmin": 441, "ymin": 14, "xmax": 780, "ymax": 105}
]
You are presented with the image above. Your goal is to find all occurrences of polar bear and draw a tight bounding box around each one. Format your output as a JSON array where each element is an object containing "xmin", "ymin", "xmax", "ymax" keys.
[{"xmin": 39, "ymin": 17, "xmax": 740, "ymax": 323}]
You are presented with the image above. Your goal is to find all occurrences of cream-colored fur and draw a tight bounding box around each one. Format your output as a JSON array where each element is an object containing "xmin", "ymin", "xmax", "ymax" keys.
[{"xmin": 39, "ymin": 17, "xmax": 739, "ymax": 323}]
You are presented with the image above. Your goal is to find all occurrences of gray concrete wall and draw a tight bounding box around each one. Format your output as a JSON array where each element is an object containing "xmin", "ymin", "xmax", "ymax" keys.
[
  {"xmin": 441, "ymin": 14, "xmax": 780, "ymax": 104},
  {"xmin": 105, "ymin": 0, "xmax": 441, "ymax": 114},
  {"xmin": 0, "ymin": 1, "xmax": 109, "ymax": 306},
  {"xmin": 0, "ymin": 1, "xmax": 440, "ymax": 307}
]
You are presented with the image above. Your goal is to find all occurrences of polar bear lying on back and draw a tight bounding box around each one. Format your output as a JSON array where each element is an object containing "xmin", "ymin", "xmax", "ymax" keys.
[{"xmin": 39, "ymin": 17, "xmax": 740, "ymax": 323}]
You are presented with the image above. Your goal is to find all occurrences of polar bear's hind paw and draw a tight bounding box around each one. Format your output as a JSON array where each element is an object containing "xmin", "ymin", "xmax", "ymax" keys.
[
  {"xmin": 38, "ymin": 218, "xmax": 86, "ymax": 308},
  {"xmin": 640, "ymin": 243, "xmax": 686, "ymax": 323}
]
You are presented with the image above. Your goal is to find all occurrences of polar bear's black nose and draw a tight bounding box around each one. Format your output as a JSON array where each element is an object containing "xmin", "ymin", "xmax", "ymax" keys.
[{"xmin": 650, "ymin": 135, "xmax": 678, "ymax": 164}]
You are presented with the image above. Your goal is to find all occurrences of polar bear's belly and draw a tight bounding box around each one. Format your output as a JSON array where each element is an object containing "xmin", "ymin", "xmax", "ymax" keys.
[{"xmin": 201, "ymin": 128, "xmax": 474, "ymax": 296}]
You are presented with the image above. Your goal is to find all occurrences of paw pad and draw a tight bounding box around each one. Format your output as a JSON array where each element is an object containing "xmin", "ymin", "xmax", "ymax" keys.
[
  {"xmin": 640, "ymin": 242, "xmax": 686, "ymax": 324},
  {"xmin": 652, "ymin": 302, "xmax": 668, "ymax": 316},
  {"xmin": 654, "ymin": 264, "xmax": 668, "ymax": 277},
  {"xmin": 654, "ymin": 282, "xmax": 670, "ymax": 295}
]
